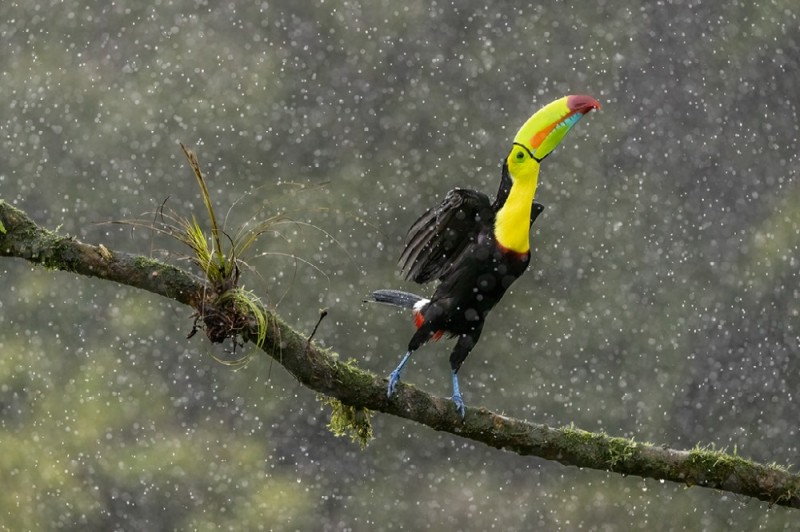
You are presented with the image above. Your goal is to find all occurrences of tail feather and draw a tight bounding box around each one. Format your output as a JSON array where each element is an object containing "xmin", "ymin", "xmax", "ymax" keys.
[{"xmin": 365, "ymin": 289, "xmax": 425, "ymax": 309}]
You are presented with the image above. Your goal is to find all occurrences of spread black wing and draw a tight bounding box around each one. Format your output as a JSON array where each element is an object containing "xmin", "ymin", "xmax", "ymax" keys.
[{"xmin": 399, "ymin": 188, "xmax": 494, "ymax": 284}]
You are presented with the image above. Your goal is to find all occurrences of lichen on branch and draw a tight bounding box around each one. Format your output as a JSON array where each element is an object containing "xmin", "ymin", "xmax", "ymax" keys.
[{"xmin": 1, "ymin": 198, "xmax": 798, "ymax": 510}]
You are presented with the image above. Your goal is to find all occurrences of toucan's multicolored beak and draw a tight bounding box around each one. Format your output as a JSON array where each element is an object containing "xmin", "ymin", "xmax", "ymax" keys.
[{"xmin": 513, "ymin": 95, "xmax": 600, "ymax": 161}]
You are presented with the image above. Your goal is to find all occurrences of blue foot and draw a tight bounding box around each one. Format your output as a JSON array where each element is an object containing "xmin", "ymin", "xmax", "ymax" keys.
[
  {"xmin": 387, "ymin": 368, "xmax": 402, "ymax": 398},
  {"xmin": 452, "ymin": 393, "xmax": 466, "ymax": 419},
  {"xmin": 387, "ymin": 351, "xmax": 413, "ymax": 399},
  {"xmin": 451, "ymin": 370, "xmax": 466, "ymax": 419}
]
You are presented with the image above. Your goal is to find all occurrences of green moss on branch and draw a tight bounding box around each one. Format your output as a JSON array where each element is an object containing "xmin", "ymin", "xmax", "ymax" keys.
[{"xmin": 2, "ymin": 198, "xmax": 799, "ymax": 510}]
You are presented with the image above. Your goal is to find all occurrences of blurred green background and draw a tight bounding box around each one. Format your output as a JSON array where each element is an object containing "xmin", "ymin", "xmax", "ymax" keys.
[{"xmin": 1, "ymin": 0, "xmax": 798, "ymax": 529}]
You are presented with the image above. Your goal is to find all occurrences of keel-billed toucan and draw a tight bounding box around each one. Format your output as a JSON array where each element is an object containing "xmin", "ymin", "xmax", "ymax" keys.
[{"xmin": 368, "ymin": 95, "xmax": 600, "ymax": 418}]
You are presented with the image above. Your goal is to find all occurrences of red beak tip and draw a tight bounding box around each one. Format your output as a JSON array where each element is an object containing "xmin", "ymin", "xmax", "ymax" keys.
[{"xmin": 567, "ymin": 94, "xmax": 601, "ymax": 113}]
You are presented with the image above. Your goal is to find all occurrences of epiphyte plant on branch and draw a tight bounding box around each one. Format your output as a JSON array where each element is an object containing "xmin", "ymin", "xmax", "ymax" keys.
[
  {"xmin": 121, "ymin": 143, "xmax": 281, "ymax": 364},
  {"xmin": 367, "ymin": 95, "xmax": 601, "ymax": 418}
]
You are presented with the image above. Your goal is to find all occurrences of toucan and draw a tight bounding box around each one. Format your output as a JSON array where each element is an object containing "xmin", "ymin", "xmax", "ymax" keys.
[{"xmin": 367, "ymin": 95, "xmax": 600, "ymax": 418}]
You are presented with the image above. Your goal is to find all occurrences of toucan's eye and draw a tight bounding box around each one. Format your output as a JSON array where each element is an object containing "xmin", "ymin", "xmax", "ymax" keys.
[{"xmin": 515, "ymin": 150, "xmax": 525, "ymax": 160}]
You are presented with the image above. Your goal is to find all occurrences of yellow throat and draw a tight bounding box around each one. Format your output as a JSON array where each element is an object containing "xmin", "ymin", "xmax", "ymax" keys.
[{"xmin": 494, "ymin": 152, "xmax": 540, "ymax": 254}]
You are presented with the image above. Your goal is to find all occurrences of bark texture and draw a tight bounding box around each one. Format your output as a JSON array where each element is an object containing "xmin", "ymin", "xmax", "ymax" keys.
[{"xmin": 1, "ymin": 199, "xmax": 798, "ymax": 509}]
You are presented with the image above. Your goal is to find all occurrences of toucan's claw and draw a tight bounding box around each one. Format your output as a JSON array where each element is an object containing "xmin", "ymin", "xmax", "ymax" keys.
[
  {"xmin": 452, "ymin": 393, "xmax": 466, "ymax": 419},
  {"xmin": 387, "ymin": 351, "xmax": 413, "ymax": 399},
  {"xmin": 387, "ymin": 369, "xmax": 401, "ymax": 398},
  {"xmin": 451, "ymin": 370, "xmax": 466, "ymax": 419}
]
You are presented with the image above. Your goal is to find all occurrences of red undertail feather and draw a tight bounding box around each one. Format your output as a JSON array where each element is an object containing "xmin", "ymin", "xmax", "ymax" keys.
[{"xmin": 413, "ymin": 311, "xmax": 443, "ymax": 341}]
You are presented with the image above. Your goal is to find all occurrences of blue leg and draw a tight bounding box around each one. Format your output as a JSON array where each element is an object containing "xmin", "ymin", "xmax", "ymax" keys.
[
  {"xmin": 451, "ymin": 370, "xmax": 466, "ymax": 418},
  {"xmin": 387, "ymin": 351, "xmax": 413, "ymax": 398}
]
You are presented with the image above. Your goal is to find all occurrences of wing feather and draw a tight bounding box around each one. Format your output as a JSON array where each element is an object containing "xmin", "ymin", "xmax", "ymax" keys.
[{"xmin": 399, "ymin": 188, "xmax": 494, "ymax": 284}]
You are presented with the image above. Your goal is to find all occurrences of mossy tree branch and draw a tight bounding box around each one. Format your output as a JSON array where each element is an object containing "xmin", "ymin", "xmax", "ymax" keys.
[{"xmin": 1, "ymin": 198, "xmax": 799, "ymax": 509}]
